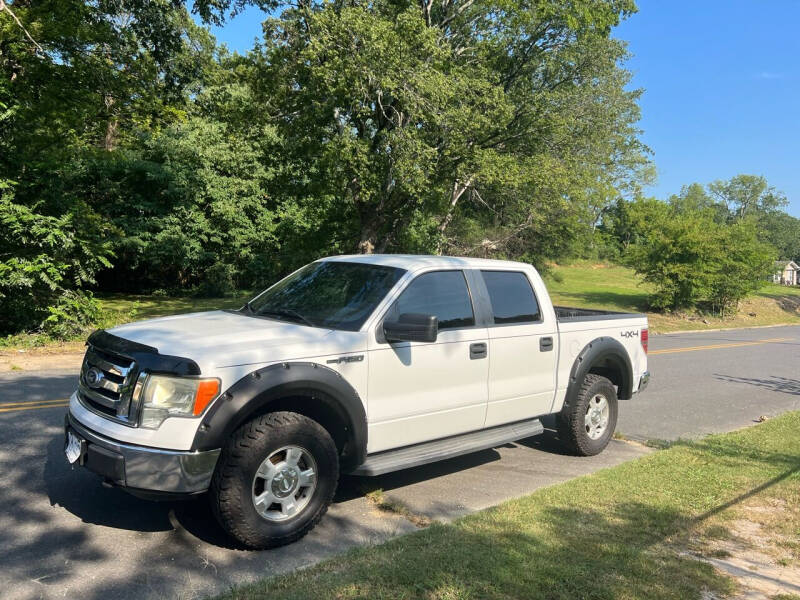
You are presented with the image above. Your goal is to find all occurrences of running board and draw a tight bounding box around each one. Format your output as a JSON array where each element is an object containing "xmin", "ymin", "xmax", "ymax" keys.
[{"xmin": 351, "ymin": 418, "xmax": 544, "ymax": 476}]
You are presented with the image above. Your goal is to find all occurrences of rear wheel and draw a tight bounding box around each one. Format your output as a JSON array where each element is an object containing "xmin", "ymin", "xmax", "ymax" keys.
[
  {"xmin": 210, "ymin": 411, "xmax": 339, "ymax": 549},
  {"xmin": 556, "ymin": 374, "xmax": 618, "ymax": 456}
]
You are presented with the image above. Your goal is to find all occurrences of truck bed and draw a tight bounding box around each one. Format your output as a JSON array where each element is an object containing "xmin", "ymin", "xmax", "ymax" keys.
[{"xmin": 554, "ymin": 306, "xmax": 646, "ymax": 323}]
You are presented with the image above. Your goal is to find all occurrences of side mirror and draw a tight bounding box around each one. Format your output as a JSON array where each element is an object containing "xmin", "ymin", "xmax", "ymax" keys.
[{"xmin": 383, "ymin": 313, "xmax": 438, "ymax": 343}]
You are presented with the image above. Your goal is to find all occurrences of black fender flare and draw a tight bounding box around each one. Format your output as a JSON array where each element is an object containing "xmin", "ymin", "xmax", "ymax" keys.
[
  {"xmin": 191, "ymin": 362, "xmax": 368, "ymax": 468},
  {"xmin": 563, "ymin": 337, "xmax": 634, "ymax": 412}
]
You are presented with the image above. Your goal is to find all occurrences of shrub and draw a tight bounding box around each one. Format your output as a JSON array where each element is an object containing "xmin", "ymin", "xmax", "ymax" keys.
[
  {"xmin": 626, "ymin": 209, "xmax": 775, "ymax": 314},
  {"xmin": 40, "ymin": 291, "xmax": 101, "ymax": 339},
  {"xmin": 0, "ymin": 184, "xmax": 114, "ymax": 336},
  {"xmin": 707, "ymin": 221, "xmax": 775, "ymax": 317},
  {"xmin": 626, "ymin": 213, "xmax": 718, "ymax": 310}
]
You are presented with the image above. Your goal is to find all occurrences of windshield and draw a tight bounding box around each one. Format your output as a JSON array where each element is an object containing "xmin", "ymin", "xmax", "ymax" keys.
[{"xmin": 245, "ymin": 261, "xmax": 405, "ymax": 331}]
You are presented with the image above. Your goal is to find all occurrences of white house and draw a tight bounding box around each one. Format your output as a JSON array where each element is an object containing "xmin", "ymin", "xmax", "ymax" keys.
[{"xmin": 772, "ymin": 260, "xmax": 799, "ymax": 285}]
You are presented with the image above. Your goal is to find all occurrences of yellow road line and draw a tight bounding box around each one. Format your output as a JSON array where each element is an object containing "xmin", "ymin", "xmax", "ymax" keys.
[
  {"xmin": 650, "ymin": 337, "xmax": 792, "ymax": 356},
  {"xmin": 0, "ymin": 400, "xmax": 70, "ymax": 413},
  {"xmin": 0, "ymin": 398, "xmax": 70, "ymax": 409}
]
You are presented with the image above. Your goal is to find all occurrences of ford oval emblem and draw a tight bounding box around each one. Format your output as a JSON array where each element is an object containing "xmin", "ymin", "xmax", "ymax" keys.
[{"xmin": 85, "ymin": 367, "xmax": 104, "ymax": 388}]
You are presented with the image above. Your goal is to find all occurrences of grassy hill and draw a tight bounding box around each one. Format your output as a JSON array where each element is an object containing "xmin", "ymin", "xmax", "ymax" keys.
[
  {"xmin": 99, "ymin": 263, "xmax": 800, "ymax": 334},
  {"xmin": 5, "ymin": 262, "xmax": 800, "ymax": 353},
  {"xmin": 544, "ymin": 261, "xmax": 800, "ymax": 333}
]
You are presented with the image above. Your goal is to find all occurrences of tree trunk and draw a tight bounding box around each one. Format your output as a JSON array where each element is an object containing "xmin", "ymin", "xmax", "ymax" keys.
[
  {"xmin": 436, "ymin": 178, "xmax": 472, "ymax": 253},
  {"xmin": 103, "ymin": 94, "xmax": 117, "ymax": 151},
  {"xmin": 357, "ymin": 214, "xmax": 381, "ymax": 254},
  {"xmin": 357, "ymin": 236, "xmax": 375, "ymax": 254}
]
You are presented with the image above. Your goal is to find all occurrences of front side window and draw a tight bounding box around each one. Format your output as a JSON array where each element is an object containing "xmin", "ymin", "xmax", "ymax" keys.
[
  {"xmin": 247, "ymin": 261, "xmax": 405, "ymax": 331},
  {"xmin": 387, "ymin": 270, "xmax": 475, "ymax": 330},
  {"xmin": 481, "ymin": 270, "xmax": 541, "ymax": 324}
]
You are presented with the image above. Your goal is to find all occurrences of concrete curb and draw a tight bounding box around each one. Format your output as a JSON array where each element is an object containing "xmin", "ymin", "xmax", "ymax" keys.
[{"xmin": 653, "ymin": 322, "xmax": 799, "ymax": 336}]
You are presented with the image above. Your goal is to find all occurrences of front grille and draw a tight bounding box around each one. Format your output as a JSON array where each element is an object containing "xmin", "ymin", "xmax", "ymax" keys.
[{"xmin": 78, "ymin": 346, "xmax": 142, "ymax": 426}]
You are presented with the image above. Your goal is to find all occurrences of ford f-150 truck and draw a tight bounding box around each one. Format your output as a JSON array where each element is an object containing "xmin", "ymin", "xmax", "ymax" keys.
[{"xmin": 64, "ymin": 255, "xmax": 649, "ymax": 548}]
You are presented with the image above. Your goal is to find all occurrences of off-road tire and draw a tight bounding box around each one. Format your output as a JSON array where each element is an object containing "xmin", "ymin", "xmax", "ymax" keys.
[
  {"xmin": 210, "ymin": 411, "xmax": 339, "ymax": 549},
  {"xmin": 556, "ymin": 374, "xmax": 618, "ymax": 456}
]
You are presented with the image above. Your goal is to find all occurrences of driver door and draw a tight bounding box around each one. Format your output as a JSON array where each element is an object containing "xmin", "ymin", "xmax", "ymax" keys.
[{"xmin": 366, "ymin": 270, "xmax": 489, "ymax": 453}]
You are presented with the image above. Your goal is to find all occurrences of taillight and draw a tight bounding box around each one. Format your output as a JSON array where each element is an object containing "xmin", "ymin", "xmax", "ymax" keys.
[{"xmin": 641, "ymin": 328, "xmax": 648, "ymax": 354}]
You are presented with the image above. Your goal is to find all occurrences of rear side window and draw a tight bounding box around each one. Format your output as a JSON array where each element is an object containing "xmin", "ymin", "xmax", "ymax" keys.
[
  {"xmin": 388, "ymin": 270, "xmax": 475, "ymax": 330},
  {"xmin": 480, "ymin": 270, "xmax": 541, "ymax": 324}
]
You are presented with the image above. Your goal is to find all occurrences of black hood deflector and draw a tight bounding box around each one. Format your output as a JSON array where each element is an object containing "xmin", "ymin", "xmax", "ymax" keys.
[{"xmin": 87, "ymin": 330, "xmax": 202, "ymax": 376}]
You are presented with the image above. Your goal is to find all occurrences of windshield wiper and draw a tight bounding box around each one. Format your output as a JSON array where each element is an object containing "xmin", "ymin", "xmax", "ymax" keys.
[
  {"xmin": 243, "ymin": 300, "xmax": 254, "ymax": 314},
  {"xmin": 258, "ymin": 307, "xmax": 316, "ymax": 328}
]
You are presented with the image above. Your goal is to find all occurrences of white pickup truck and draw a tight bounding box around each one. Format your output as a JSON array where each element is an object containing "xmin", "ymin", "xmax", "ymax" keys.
[{"xmin": 65, "ymin": 255, "xmax": 649, "ymax": 548}]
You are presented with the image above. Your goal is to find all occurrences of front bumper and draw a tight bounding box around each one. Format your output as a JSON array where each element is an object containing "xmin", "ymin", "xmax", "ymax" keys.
[{"xmin": 65, "ymin": 413, "xmax": 220, "ymax": 497}]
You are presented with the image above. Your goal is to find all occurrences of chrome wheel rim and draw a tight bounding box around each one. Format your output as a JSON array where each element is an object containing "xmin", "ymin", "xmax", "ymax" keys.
[
  {"xmin": 585, "ymin": 394, "xmax": 610, "ymax": 440},
  {"xmin": 251, "ymin": 445, "xmax": 317, "ymax": 522}
]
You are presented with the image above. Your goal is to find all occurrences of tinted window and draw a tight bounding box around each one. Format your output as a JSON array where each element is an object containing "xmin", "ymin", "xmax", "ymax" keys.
[
  {"xmin": 481, "ymin": 270, "xmax": 541, "ymax": 324},
  {"xmin": 389, "ymin": 271, "xmax": 474, "ymax": 330},
  {"xmin": 248, "ymin": 262, "xmax": 405, "ymax": 331}
]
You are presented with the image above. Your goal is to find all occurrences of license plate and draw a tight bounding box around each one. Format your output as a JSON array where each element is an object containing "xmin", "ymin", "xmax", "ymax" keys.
[{"xmin": 65, "ymin": 430, "xmax": 85, "ymax": 464}]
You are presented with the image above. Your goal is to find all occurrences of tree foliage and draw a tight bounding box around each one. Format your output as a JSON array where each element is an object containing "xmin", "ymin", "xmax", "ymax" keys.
[
  {"xmin": 0, "ymin": 180, "xmax": 113, "ymax": 334},
  {"xmin": 236, "ymin": 0, "xmax": 650, "ymax": 258},
  {"xmin": 0, "ymin": 0, "xmax": 794, "ymax": 337},
  {"xmin": 618, "ymin": 184, "xmax": 777, "ymax": 315}
]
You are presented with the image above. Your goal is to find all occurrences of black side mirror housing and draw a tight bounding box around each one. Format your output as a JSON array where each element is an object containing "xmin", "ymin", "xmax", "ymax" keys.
[{"xmin": 383, "ymin": 313, "xmax": 438, "ymax": 343}]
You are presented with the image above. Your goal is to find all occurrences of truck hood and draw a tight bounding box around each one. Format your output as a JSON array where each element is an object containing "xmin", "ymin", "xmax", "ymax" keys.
[{"xmin": 107, "ymin": 310, "xmax": 359, "ymax": 372}]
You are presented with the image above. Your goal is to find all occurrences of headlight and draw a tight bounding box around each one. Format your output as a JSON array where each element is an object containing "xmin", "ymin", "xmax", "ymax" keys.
[{"xmin": 139, "ymin": 375, "xmax": 220, "ymax": 429}]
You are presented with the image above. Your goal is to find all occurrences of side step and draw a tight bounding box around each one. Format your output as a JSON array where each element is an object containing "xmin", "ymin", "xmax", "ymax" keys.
[{"xmin": 351, "ymin": 418, "xmax": 544, "ymax": 476}]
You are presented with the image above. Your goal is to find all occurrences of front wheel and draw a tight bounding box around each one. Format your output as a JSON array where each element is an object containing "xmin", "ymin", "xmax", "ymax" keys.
[
  {"xmin": 556, "ymin": 374, "xmax": 618, "ymax": 456},
  {"xmin": 210, "ymin": 411, "xmax": 339, "ymax": 549}
]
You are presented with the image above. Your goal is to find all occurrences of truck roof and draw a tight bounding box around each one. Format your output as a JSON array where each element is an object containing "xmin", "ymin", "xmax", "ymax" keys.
[{"xmin": 321, "ymin": 254, "xmax": 533, "ymax": 272}]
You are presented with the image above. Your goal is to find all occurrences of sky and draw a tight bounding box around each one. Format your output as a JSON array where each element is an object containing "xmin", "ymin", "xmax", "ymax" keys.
[{"xmin": 203, "ymin": 1, "xmax": 800, "ymax": 216}]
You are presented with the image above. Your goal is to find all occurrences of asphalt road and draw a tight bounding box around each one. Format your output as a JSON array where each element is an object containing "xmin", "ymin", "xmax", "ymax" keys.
[{"xmin": 1, "ymin": 325, "xmax": 799, "ymax": 600}]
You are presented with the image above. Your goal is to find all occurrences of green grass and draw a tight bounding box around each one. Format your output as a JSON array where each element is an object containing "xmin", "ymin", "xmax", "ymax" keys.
[
  {"xmin": 5, "ymin": 260, "xmax": 800, "ymax": 351},
  {"xmin": 215, "ymin": 412, "xmax": 800, "ymax": 600},
  {"xmin": 98, "ymin": 292, "xmax": 251, "ymax": 321},
  {"xmin": 0, "ymin": 292, "xmax": 251, "ymax": 351},
  {"xmin": 544, "ymin": 261, "xmax": 800, "ymax": 333},
  {"xmin": 544, "ymin": 261, "xmax": 652, "ymax": 313}
]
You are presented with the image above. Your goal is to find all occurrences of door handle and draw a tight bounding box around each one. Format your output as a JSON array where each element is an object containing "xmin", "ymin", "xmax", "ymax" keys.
[
  {"xmin": 540, "ymin": 337, "xmax": 554, "ymax": 352},
  {"xmin": 469, "ymin": 342, "xmax": 487, "ymax": 360}
]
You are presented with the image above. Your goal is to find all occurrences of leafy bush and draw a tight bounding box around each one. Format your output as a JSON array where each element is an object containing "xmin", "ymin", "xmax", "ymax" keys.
[
  {"xmin": 626, "ymin": 213, "xmax": 717, "ymax": 310},
  {"xmin": 40, "ymin": 291, "xmax": 102, "ymax": 339},
  {"xmin": 706, "ymin": 221, "xmax": 775, "ymax": 316},
  {"xmin": 625, "ymin": 208, "xmax": 775, "ymax": 314},
  {"xmin": 0, "ymin": 183, "xmax": 114, "ymax": 337},
  {"xmin": 196, "ymin": 261, "xmax": 237, "ymax": 297},
  {"xmin": 65, "ymin": 119, "xmax": 283, "ymax": 295}
]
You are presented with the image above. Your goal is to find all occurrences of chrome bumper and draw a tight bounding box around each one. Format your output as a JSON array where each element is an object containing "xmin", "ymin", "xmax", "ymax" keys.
[
  {"xmin": 66, "ymin": 413, "xmax": 220, "ymax": 496},
  {"xmin": 637, "ymin": 371, "xmax": 651, "ymax": 393}
]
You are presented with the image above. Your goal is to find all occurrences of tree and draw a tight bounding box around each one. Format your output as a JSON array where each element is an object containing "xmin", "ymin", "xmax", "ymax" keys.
[
  {"xmin": 624, "ymin": 201, "xmax": 776, "ymax": 314},
  {"xmin": 0, "ymin": 180, "xmax": 113, "ymax": 335},
  {"xmin": 52, "ymin": 117, "xmax": 282, "ymax": 295},
  {"xmin": 0, "ymin": 0, "xmax": 218, "ymax": 333},
  {"xmin": 706, "ymin": 220, "xmax": 774, "ymax": 317},
  {"xmin": 708, "ymin": 174, "xmax": 787, "ymax": 221},
  {"xmin": 626, "ymin": 210, "xmax": 719, "ymax": 311},
  {"xmin": 0, "ymin": 0, "xmax": 654, "ymax": 335},
  {"xmin": 668, "ymin": 183, "xmax": 727, "ymax": 221},
  {"xmin": 213, "ymin": 0, "xmax": 648, "ymax": 256},
  {"xmin": 599, "ymin": 195, "xmax": 669, "ymax": 253},
  {"xmin": 758, "ymin": 210, "xmax": 800, "ymax": 262}
]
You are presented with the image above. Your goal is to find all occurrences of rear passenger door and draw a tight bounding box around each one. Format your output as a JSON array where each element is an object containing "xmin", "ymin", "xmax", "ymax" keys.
[
  {"xmin": 478, "ymin": 270, "xmax": 558, "ymax": 427},
  {"xmin": 366, "ymin": 270, "xmax": 489, "ymax": 453}
]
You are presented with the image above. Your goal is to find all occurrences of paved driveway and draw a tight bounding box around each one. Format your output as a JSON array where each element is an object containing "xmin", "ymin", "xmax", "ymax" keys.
[{"xmin": 1, "ymin": 325, "xmax": 798, "ymax": 599}]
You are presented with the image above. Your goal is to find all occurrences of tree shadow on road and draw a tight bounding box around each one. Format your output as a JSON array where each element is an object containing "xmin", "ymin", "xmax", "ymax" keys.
[
  {"xmin": 4, "ymin": 398, "xmax": 799, "ymax": 600},
  {"xmin": 714, "ymin": 373, "xmax": 800, "ymax": 396}
]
